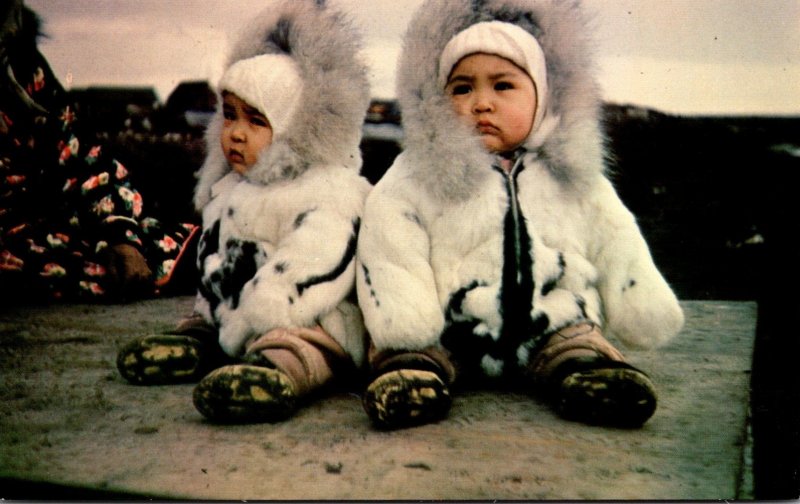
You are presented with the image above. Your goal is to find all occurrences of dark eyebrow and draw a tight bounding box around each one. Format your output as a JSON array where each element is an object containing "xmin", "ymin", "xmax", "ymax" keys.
[
  {"xmin": 242, "ymin": 103, "xmax": 265, "ymax": 117},
  {"xmin": 489, "ymin": 72, "xmax": 519, "ymax": 80},
  {"xmin": 221, "ymin": 96, "xmax": 236, "ymax": 110},
  {"xmin": 447, "ymin": 71, "xmax": 522, "ymax": 85},
  {"xmin": 447, "ymin": 74, "xmax": 474, "ymax": 85}
]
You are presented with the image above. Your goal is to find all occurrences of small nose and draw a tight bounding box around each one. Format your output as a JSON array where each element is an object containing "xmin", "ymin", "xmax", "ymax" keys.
[
  {"xmin": 230, "ymin": 121, "xmax": 246, "ymax": 141},
  {"xmin": 472, "ymin": 90, "xmax": 494, "ymax": 114}
]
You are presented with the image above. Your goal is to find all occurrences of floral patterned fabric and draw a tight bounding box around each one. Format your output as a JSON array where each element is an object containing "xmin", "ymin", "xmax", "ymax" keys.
[{"xmin": 0, "ymin": 35, "xmax": 198, "ymax": 302}]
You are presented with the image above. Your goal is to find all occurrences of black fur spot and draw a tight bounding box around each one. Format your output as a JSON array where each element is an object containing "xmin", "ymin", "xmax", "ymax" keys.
[
  {"xmin": 213, "ymin": 239, "xmax": 263, "ymax": 309},
  {"xmin": 274, "ymin": 262, "xmax": 288, "ymax": 274},
  {"xmin": 575, "ymin": 295, "xmax": 588, "ymax": 319},
  {"xmin": 296, "ymin": 218, "xmax": 360, "ymax": 296},
  {"xmin": 361, "ymin": 264, "xmax": 372, "ymax": 286},
  {"xmin": 294, "ymin": 209, "xmax": 315, "ymax": 229},
  {"xmin": 441, "ymin": 320, "xmax": 491, "ymax": 373},
  {"xmin": 265, "ymin": 17, "xmax": 292, "ymax": 55},
  {"xmin": 531, "ymin": 312, "xmax": 550, "ymax": 335},
  {"xmin": 541, "ymin": 253, "xmax": 566, "ymax": 296},
  {"xmin": 288, "ymin": 296, "xmax": 294, "ymax": 305},
  {"xmin": 227, "ymin": 207, "xmax": 235, "ymax": 217},
  {"xmin": 361, "ymin": 264, "xmax": 380, "ymax": 306},
  {"xmin": 196, "ymin": 222, "xmax": 224, "ymax": 313},
  {"xmin": 197, "ymin": 220, "xmax": 220, "ymax": 268},
  {"xmin": 404, "ymin": 212, "xmax": 422, "ymax": 227},
  {"xmin": 446, "ymin": 280, "xmax": 485, "ymax": 317}
]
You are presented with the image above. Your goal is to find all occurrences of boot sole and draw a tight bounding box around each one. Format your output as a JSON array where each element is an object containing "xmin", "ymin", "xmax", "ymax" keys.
[
  {"xmin": 364, "ymin": 369, "xmax": 451, "ymax": 430},
  {"xmin": 558, "ymin": 367, "xmax": 657, "ymax": 427},
  {"xmin": 193, "ymin": 365, "xmax": 296, "ymax": 423},
  {"xmin": 117, "ymin": 335, "xmax": 205, "ymax": 385}
]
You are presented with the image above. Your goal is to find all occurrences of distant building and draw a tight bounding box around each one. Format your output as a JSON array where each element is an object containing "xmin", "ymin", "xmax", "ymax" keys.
[
  {"xmin": 361, "ymin": 99, "xmax": 404, "ymax": 184},
  {"xmin": 163, "ymin": 81, "xmax": 217, "ymax": 131},
  {"xmin": 67, "ymin": 86, "xmax": 160, "ymax": 133}
]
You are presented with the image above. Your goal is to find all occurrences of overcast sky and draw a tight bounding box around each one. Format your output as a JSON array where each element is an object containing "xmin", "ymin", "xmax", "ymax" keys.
[{"xmin": 27, "ymin": 0, "xmax": 800, "ymax": 116}]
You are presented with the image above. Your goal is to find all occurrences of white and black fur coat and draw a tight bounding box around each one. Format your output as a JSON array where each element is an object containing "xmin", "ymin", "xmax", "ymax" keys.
[
  {"xmin": 194, "ymin": 0, "xmax": 371, "ymax": 364},
  {"xmin": 356, "ymin": 0, "xmax": 684, "ymax": 377}
]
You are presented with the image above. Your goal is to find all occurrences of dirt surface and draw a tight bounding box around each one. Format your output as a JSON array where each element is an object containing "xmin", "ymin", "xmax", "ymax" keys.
[{"xmin": 0, "ymin": 297, "xmax": 754, "ymax": 500}]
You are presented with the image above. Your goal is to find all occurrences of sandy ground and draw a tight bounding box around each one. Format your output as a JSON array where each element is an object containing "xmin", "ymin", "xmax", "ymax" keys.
[{"xmin": 0, "ymin": 297, "xmax": 754, "ymax": 500}]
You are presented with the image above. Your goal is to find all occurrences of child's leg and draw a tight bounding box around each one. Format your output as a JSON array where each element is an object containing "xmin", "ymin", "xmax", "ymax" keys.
[
  {"xmin": 527, "ymin": 322, "xmax": 657, "ymax": 427},
  {"xmin": 116, "ymin": 313, "xmax": 227, "ymax": 385},
  {"xmin": 192, "ymin": 326, "xmax": 352, "ymax": 423},
  {"xmin": 362, "ymin": 344, "xmax": 456, "ymax": 430}
]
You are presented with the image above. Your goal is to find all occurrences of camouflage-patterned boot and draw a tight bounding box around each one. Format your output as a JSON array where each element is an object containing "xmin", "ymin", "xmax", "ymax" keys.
[
  {"xmin": 528, "ymin": 322, "xmax": 657, "ymax": 428},
  {"xmin": 363, "ymin": 346, "xmax": 455, "ymax": 430},
  {"xmin": 192, "ymin": 326, "xmax": 350, "ymax": 424},
  {"xmin": 116, "ymin": 313, "xmax": 224, "ymax": 385}
]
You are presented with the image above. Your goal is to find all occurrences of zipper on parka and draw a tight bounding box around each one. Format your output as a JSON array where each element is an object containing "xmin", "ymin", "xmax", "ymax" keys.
[
  {"xmin": 503, "ymin": 155, "xmax": 525, "ymax": 285},
  {"xmin": 494, "ymin": 152, "xmax": 528, "ymax": 289},
  {"xmin": 492, "ymin": 152, "xmax": 543, "ymax": 369}
]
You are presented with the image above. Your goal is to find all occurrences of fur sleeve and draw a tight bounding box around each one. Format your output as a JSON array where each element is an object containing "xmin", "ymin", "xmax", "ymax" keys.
[
  {"xmin": 215, "ymin": 206, "xmax": 362, "ymax": 356},
  {"xmin": 356, "ymin": 172, "xmax": 446, "ymax": 351},
  {"xmin": 586, "ymin": 178, "xmax": 684, "ymax": 349}
]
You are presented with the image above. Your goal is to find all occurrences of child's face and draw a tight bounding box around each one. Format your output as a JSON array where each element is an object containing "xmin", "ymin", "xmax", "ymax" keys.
[
  {"xmin": 445, "ymin": 53, "xmax": 537, "ymax": 154},
  {"xmin": 220, "ymin": 92, "xmax": 273, "ymax": 175}
]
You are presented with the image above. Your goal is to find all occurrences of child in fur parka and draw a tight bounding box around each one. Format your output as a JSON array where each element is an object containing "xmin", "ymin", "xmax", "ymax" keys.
[
  {"xmin": 117, "ymin": 0, "xmax": 371, "ymax": 423},
  {"xmin": 356, "ymin": 0, "xmax": 685, "ymax": 429}
]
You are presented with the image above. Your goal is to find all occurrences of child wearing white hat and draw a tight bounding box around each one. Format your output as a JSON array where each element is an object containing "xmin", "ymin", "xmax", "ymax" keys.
[
  {"xmin": 356, "ymin": 0, "xmax": 684, "ymax": 430},
  {"xmin": 117, "ymin": 0, "xmax": 371, "ymax": 424}
]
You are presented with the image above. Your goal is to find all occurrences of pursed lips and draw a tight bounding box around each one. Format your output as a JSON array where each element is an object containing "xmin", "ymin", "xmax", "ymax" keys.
[
  {"xmin": 476, "ymin": 120, "xmax": 499, "ymax": 134},
  {"xmin": 227, "ymin": 149, "xmax": 245, "ymax": 163}
]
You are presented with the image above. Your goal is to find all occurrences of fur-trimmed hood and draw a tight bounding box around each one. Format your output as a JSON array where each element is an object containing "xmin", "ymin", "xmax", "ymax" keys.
[
  {"xmin": 396, "ymin": 0, "xmax": 604, "ymax": 202},
  {"xmin": 194, "ymin": 0, "xmax": 370, "ymax": 210}
]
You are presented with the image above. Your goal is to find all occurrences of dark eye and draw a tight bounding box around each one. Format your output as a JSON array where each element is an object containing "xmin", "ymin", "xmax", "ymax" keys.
[
  {"xmin": 250, "ymin": 116, "xmax": 269, "ymax": 128},
  {"xmin": 222, "ymin": 107, "xmax": 236, "ymax": 121},
  {"xmin": 495, "ymin": 81, "xmax": 513, "ymax": 91},
  {"xmin": 450, "ymin": 84, "xmax": 471, "ymax": 96}
]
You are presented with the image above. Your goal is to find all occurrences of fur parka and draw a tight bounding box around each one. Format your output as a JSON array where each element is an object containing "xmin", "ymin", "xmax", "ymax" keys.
[
  {"xmin": 356, "ymin": 0, "xmax": 684, "ymax": 377},
  {"xmin": 194, "ymin": 0, "xmax": 371, "ymax": 364}
]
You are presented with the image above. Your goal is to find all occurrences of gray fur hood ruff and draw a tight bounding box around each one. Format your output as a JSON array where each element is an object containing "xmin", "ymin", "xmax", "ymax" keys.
[
  {"xmin": 397, "ymin": 0, "xmax": 604, "ymax": 201},
  {"xmin": 194, "ymin": 0, "xmax": 370, "ymax": 210}
]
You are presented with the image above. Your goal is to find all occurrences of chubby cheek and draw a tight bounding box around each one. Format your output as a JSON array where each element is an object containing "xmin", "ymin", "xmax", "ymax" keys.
[
  {"xmin": 220, "ymin": 130, "xmax": 232, "ymax": 156},
  {"xmin": 507, "ymin": 114, "xmax": 534, "ymax": 146},
  {"xmin": 449, "ymin": 97, "xmax": 472, "ymax": 123}
]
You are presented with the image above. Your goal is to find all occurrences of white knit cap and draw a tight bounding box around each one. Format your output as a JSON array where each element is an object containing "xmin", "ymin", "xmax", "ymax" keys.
[
  {"xmin": 218, "ymin": 53, "xmax": 304, "ymax": 137},
  {"xmin": 438, "ymin": 21, "xmax": 548, "ymax": 132}
]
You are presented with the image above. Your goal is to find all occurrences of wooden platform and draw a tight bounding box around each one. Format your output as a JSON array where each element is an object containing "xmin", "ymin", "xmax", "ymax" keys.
[{"xmin": 0, "ymin": 298, "xmax": 755, "ymax": 500}]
